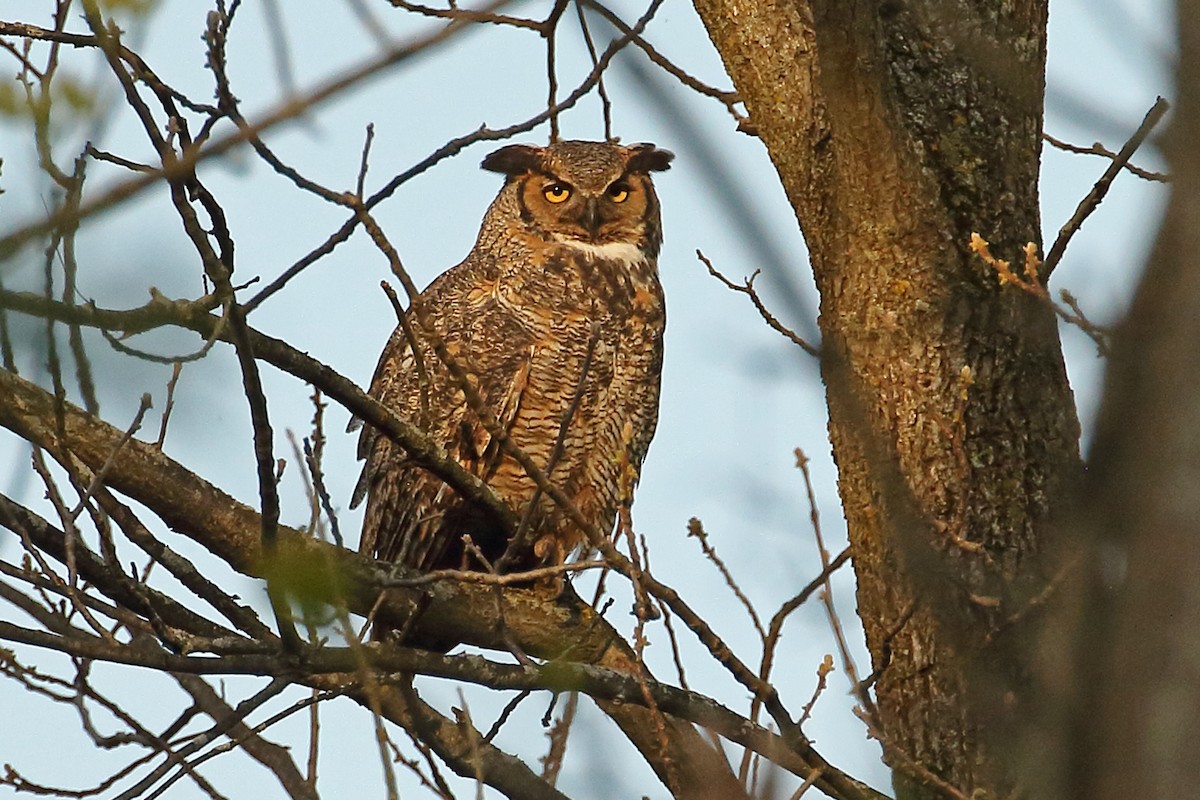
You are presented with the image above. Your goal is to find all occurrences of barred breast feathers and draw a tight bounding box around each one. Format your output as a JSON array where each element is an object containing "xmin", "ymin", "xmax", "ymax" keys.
[{"xmin": 354, "ymin": 140, "xmax": 672, "ymax": 585}]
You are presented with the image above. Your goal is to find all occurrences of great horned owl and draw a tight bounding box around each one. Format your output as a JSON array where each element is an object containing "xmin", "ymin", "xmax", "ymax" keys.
[{"xmin": 352, "ymin": 140, "xmax": 673, "ymax": 577}]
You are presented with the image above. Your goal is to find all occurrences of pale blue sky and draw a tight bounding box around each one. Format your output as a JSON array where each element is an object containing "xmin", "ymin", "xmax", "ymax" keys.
[{"xmin": 0, "ymin": 1, "xmax": 1174, "ymax": 797}]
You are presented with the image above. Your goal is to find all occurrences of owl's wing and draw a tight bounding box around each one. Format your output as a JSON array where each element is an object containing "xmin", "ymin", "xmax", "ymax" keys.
[
  {"xmin": 352, "ymin": 266, "xmax": 536, "ymax": 570},
  {"xmin": 349, "ymin": 325, "xmax": 410, "ymax": 513}
]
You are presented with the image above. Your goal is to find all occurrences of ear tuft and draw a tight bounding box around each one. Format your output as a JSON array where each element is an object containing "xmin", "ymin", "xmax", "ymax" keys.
[
  {"xmin": 626, "ymin": 144, "xmax": 674, "ymax": 174},
  {"xmin": 481, "ymin": 144, "xmax": 544, "ymax": 176}
]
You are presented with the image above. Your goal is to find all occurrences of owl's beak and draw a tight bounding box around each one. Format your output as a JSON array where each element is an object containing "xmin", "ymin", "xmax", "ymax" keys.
[{"xmin": 578, "ymin": 198, "xmax": 602, "ymax": 239}]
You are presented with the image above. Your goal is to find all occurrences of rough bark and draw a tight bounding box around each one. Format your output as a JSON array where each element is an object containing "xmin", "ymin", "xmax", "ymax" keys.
[{"xmin": 694, "ymin": 1, "xmax": 1081, "ymax": 796}]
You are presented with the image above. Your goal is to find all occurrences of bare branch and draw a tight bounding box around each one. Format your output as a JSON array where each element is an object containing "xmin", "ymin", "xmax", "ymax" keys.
[
  {"xmin": 686, "ymin": 517, "xmax": 764, "ymax": 639},
  {"xmin": 1043, "ymin": 131, "xmax": 1168, "ymax": 183},
  {"xmin": 698, "ymin": 250, "xmax": 819, "ymax": 356},
  {"xmin": 969, "ymin": 234, "xmax": 1112, "ymax": 356},
  {"xmin": 0, "ymin": 369, "xmax": 883, "ymax": 800},
  {"xmin": 1042, "ymin": 97, "xmax": 1170, "ymax": 278},
  {"xmin": 0, "ymin": 10, "xmax": 501, "ymax": 260}
]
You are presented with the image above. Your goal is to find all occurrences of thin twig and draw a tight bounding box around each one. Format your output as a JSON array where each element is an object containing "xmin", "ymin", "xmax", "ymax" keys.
[
  {"xmin": 484, "ymin": 690, "xmax": 532, "ymax": 742},
  {"xmin": 698, "ymin": 250, "xmax": 819, "ymax": 356},
  {"xmin": 544, "ymin": 0, "xmax": 571, "ymax": 142},
  {"xmin": 0, "ymin": 10, "xmax": 504, "ymax": 260},
  {"xmin": 380, "ymin": 559, "xmax": 606, "ymax": 589},
  {"xmin": 798, "ymin": 654, "xmax": 834, "ymax": 726},
  {"xmin": 789, "ymin": 767, "xmax": 825, "ymax": 800},
  {"xmin": 539, "ymin": 690, "xmax": 578, "ymax": 786},
  {"xmin": 387, "ymin": 1, "xmax": 543, "ymax": 31},
  {"xmin": 69, "ymin": 393, "xmax": 152, "ymax": 520},
  {"xmin": 243, "ymin": 0, "xmax": 664, "ymax": 311},
  {"xmin": 795, "ymin": 448, "xmax": 876, "ymax": 724},
  {"xmin": 575, "ymin": 2, "xmax": 612, "ymax": 140},
  {"xmin": 1042, "ymin": 96, "xmax": 1170, "ymax": 277},
  {"xmin": 1043, "ymin": 131, "xmax": 1168, "ymax": 182},
  {"xmin": 154, "ymin": 362, "xmax": 184, "ymax": 448},
  {"xmin": 582, "ymin": 0, "xmax": 743, "ymax": 122},
  {"xmin": 686, "ymin": 517, "xmax": 765, "ymax": 639},
  {"xmin": 304, "ymin": 436, "xmax": 344, "ymax": 548},
  {"xmin": 356, "ymin": 122, "xmax": 376, "ymax": 198},
  {"xmin": 970, "ymin": 235, "xmax": 1112, "ymax": 356}
]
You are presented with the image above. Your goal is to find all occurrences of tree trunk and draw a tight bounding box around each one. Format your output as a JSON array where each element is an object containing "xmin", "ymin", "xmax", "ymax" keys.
[{"xmin": 695, "ymin": 1, "xmax": 1081, "ymax": 796}]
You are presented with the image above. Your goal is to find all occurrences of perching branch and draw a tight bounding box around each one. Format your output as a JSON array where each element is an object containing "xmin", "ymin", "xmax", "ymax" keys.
[{"xmin": 0, "ymin": 367, "xmax": 886, "ymax": 799}]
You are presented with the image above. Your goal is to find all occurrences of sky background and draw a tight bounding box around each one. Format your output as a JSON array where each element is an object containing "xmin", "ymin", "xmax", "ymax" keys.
[{"xmin": 0, "ymin": 1, "xmax": 1175, "ymax": 797}]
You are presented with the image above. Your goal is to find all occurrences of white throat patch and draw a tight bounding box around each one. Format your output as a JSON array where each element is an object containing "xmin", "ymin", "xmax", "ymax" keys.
[{"xmin": 555, "ymin": 239, "xmax": 645, "ymax": 267}]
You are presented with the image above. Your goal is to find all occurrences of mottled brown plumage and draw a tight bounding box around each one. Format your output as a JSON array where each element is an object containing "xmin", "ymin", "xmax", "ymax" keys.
[{"xmin": 352, "ymin": 140, "xmax": 673, "ymax": 577}]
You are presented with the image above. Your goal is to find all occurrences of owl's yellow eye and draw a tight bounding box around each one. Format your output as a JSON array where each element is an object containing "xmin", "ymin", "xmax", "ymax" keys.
[
  {"xmin": 543, "ymin": 183, "xmax": 572, "ymax": 204},
  {"xmin": 607, "ymin": 184, "xmax": 630, "ymax": 203}
]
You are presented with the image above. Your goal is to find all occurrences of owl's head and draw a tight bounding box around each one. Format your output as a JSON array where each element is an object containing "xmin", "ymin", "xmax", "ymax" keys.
[{"xmin": 481, "ymin": 140, "xmax": 673, "ymax": 257}]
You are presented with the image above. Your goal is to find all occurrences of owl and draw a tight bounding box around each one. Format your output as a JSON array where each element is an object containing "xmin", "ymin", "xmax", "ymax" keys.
[{"xmin": 352, "ymin": 140, "xmax": 673, "ymax": 581}]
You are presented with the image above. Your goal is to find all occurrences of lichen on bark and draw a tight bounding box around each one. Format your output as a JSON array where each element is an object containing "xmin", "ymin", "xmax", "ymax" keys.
[{"xmin": 694, "ymin": 1, "xmax": 1081, "ymax": 796}]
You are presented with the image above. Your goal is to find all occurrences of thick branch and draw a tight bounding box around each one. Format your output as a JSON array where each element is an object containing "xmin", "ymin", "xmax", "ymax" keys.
[
  {"xmin": 0, "ymin": 368, "xmax": 790, "ymax": 799},
  {"xmin": 0, "ymin": 606, "xmax": 882, "ymax": 797},
  {"xmin": 0, "ymin": 285, "xmax": 823, "ymax": 784}
]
